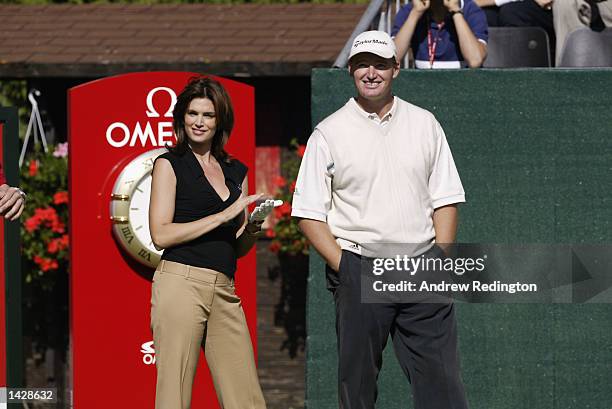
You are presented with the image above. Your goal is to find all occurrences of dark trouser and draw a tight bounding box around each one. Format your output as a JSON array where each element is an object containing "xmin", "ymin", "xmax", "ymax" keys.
[
  {"xmin": 483, "ymin": 0, "xmax": 555, "ymax": 59},
  {"xmin": 326, "ymin": 250, "xmax": 468, "ymax": 409}
]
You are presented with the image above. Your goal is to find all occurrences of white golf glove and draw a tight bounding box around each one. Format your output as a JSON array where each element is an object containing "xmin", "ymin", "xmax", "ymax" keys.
[{"xmin": 249, "ymin": 199, "xmax": 283, "ymax": 223}]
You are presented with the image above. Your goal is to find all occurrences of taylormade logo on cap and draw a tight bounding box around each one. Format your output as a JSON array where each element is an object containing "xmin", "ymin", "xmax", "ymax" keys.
[
  {"xmin": 349, "ymin": 30, "xmax": 397, "ymax": 61},
  {"xmin": 354, "ymin": 39, "xmax": 389, "ymax": 47}
]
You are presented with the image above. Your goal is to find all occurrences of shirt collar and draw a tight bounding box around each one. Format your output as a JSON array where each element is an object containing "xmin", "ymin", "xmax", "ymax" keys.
[{"xmin": 350, "ymin": 96, "xmax": 397, "ymax": 124}]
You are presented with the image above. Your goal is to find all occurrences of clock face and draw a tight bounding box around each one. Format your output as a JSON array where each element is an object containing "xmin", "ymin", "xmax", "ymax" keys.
[
  {"xmin": 110, "ymin": 148, "xmax": 166, "ymax": 268},
  {"xmin": 128, "ymin": 175, "xmax": 156, "ymax": 253}
]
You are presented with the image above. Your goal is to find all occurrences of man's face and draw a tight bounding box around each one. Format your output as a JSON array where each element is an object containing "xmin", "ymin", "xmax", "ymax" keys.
[{"xmin": 349, "ymin": 53, "xmax": 399, "ymax": 101}]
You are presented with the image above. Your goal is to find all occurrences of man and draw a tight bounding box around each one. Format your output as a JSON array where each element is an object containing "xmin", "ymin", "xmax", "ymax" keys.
[
  {"xmin": 392, "ymin": 0, "xmax": 488, "ymax": 68},
  {"xmin": 291, "ymin": 30, "xmax": 468, "ymax": 409},
  {"xmin": 554, "ymin": 0, "xmax": 612, "ymax": 66},
  {"xmin": 0, "ymin": 163, "xmax": 26, "ymax": 221}
]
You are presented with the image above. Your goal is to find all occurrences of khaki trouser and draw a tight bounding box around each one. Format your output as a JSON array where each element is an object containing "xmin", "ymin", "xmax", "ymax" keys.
[{"xmin": 151, "ymin": 260, "xmax": 266, "ymax": 409}]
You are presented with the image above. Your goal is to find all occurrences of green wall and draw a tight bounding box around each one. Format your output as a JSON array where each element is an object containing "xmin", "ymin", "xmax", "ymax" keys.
[{"xmin": 306, "ymin": 69, "xmax": 612, "ymax": 409}]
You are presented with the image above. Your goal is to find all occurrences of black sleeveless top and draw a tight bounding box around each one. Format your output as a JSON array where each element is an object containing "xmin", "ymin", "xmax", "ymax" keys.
[{"xmin": 155, "ymin": 150, "xmax": 248, "ymax": 278}]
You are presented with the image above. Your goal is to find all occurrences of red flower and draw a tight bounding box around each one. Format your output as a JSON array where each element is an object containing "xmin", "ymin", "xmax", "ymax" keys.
[
  {"xmin": 275, "ymin": 202, "xmax": 291, "ymax": 217},
  {"xmin": 41, "ymin": 258, "xmax": 58, "ymax": 272},
  {"xmin": 27, "ymin": 207, "xmax": 66, "ymax": 234},
  {"xmin": 53, "ymin": 191, "xmax": 69, "ymax": 205},
  {"xmin": 265, "ymin": 229, "xmax": 276, "ymax": 238},
  {"xmin": 51, "ymin": 220, "xmax": 65, "ymax": 234},
  {"xmin": 47, "ymin": 236, "xmax": 68, "ymax": 254},
  {"xmin": 289, "ymin": 181, "xmax": 296, "ymax": 193},
  {"xmin": 33, "ymin": 256, "xmax": 58, "ymax": 272},
  {"xmin": 297, "ymin": 145, "xmax": 306, "ymax": 158},
  {"xmin": 34, "ymin": 207, "xmax": 57, "ymax": 220},
  {"xmin": 25, "ymin": 215, "xmax": 42, "ymax": 233},
  {"xmin": 48, "ymin": 239, "xmax": 59, "ymax": 254},
  {"xmin": 45, "ymin": 208, "xmax": 64, "ymax": 233},
  {"xmin": 269, "ymin": 241, "xmax": 281, "ymax": 254},
  {"xmin": 28, "ymin": 160, "xmax": 38, "ymax": 177},
  {"xmin": 273, "ymin": 175, "xmax": 286, "ymax": 188}
]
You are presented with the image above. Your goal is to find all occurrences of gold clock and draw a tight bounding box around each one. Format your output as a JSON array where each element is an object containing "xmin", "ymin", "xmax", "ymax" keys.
[{"xmin": 110, "ymin": 148, "xmax": 167, "ymax": 268}]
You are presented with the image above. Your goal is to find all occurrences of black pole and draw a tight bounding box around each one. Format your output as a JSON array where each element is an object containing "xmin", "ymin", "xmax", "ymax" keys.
[{"xmin": 0, "ymin": 106, "xmax": 24, "ymax": 390}]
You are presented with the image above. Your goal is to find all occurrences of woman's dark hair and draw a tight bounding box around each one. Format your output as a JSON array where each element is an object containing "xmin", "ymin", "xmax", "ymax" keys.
[{"xmin": 169, "ymin": 76, "xmax": 235, "ymax": 162}]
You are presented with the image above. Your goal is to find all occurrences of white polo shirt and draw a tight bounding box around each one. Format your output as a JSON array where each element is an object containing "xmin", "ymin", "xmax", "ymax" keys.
[{"xmin": 291, "ymin": 96, "xmax": 465, "ymax": 256}]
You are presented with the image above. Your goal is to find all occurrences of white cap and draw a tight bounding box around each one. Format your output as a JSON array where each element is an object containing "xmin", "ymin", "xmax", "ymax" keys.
[{"xmin": 348, "ymin": 30, "xmax": 397, "ymax": 61}]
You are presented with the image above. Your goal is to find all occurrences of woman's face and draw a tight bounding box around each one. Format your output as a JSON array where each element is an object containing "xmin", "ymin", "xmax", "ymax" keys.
[{"xmin": 184, "ymin": 97, "xmax": 217, "ymax": 146}]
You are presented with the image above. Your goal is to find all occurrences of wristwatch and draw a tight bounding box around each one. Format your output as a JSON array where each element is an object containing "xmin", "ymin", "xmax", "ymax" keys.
[
  {"xmin": 449, "ymin": 9, "xmax": 463, "ymax": 16},
  {"xmin": 16, "ymin": 188, "xmax": 27, "ymax": 201},
  {"xmin": 245, "ymin": 221, "xmax": 264, "ymax": 236}
]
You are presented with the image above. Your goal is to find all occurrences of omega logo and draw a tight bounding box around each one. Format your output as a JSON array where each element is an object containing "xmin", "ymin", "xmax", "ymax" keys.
[
  {"xmin": 140, "ymin": 340, "xmax": 156, "ymax": 365},
  {"xmin": 106, "ymin": 86, "xmax": 178, "ymax": 148},
  {"xmin": 145, "ymin": 87, "xmax": 176, "ymax": 118}
]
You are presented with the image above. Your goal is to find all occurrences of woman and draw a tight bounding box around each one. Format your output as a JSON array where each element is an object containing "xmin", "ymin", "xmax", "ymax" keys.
[{"xmin": 149, "ymin": 76, "xmax": 267, "ymax": 409}]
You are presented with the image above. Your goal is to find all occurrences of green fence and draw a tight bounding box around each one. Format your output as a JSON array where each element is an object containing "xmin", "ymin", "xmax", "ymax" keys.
[{"xmin": 306, "ymin": 69, "xmax": 612, "ymax": 409}]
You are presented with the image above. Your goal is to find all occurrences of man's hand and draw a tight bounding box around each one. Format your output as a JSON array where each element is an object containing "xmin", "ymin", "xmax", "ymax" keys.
[
  {"xmin": 443, "ymin": 0, "xmax": 461, "ymax": 12},
  {"xmin": 412, "ymin": 0, "xmax": 431, "ymax": 14},
  {"xmin": 0, "ymin": 184, "xmax": 26, "ymax": 221},
  {"xmin": 534, "ymin": 0, "xmax": 553, "ymax": 10},
  {"xmin": 297, "ymin": 218, "xmax": 343, "ymax": 272},
  {"xmin": 330, "ymin": 248, "xmax": 343, "ymax": 272}
]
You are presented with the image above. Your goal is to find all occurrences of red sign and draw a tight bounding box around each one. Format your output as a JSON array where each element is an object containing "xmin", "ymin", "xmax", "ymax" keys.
[{"xmin": 69, "ymin": 72, "xmax": 256, "ymax": 408}]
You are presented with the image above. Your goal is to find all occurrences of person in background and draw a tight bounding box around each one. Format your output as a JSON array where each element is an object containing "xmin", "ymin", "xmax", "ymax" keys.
[
  {"xmin": 392, "ymin": 0, "xmax": 488, "ymax": 68},
  {"xmin": 0, "ymin": 162, "xmax": 26, "ymax": 221},
  {"xmin": 554, "ymin": 0, "xmax": 612, "ymax": 66}
]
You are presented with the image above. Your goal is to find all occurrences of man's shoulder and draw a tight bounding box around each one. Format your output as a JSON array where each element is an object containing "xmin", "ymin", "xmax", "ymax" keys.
[
  {"xmin": 462, "ymin": 0, "xmax": 479, "ymax": 12},
  {"xmin": 396, "ymin": 97, "xmax": 437, "ymax": 123},
  {"xmin": 461, "ymin": 0, "xmax": 487, "ymax": 21},
  {"xmin": 314, "ymin": 100, "xmax": 356, "ymax": 132}
]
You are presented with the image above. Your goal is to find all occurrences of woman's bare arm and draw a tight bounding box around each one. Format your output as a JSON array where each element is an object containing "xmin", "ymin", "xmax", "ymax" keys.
[{"xmin": 149, "ymin": 158, "xmax": 260, "ymax": 249}]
